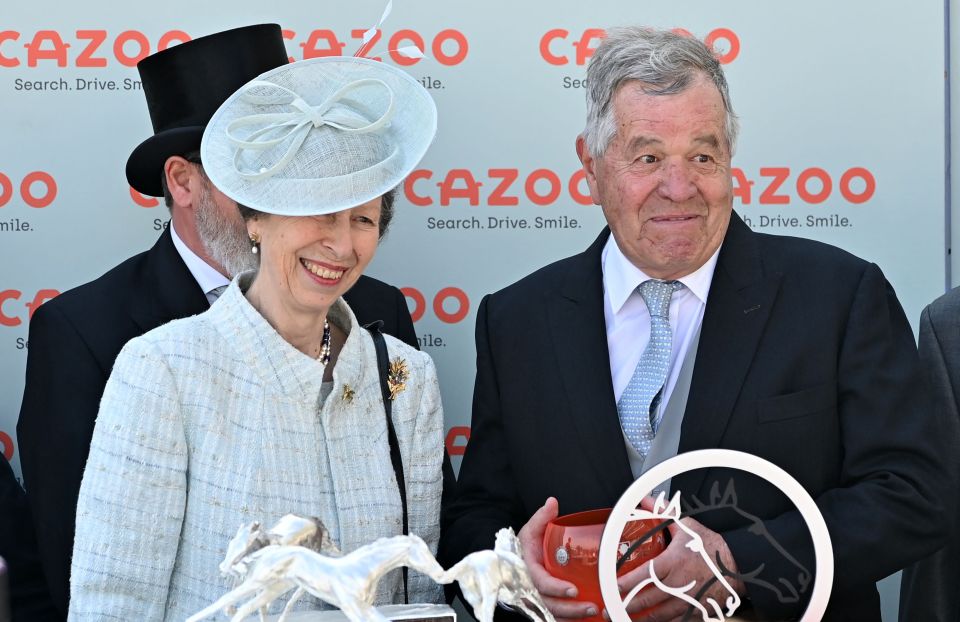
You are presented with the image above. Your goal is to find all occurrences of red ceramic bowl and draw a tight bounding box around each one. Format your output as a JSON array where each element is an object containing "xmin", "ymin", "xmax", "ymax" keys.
[{"xmin": 543, "ymin": 508, "xmax": 666, "ymax": 622}]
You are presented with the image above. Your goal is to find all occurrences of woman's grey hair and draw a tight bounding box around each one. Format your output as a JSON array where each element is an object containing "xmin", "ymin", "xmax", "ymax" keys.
[
  {"xmin": 582, "ymin": 27, "xmax": 739, "ymax": 159},
  {"xmin": 236, "ymin": 187, "xmax": 396, "ymax": 239}
]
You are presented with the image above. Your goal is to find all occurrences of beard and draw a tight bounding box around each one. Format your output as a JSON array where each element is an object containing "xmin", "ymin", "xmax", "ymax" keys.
[{"xmin": 195, "ymin": 182, "xmax": 259, "ymax": 278}]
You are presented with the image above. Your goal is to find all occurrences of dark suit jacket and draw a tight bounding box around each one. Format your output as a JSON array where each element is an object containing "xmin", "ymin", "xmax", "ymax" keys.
[
  {"xmin": 898, "ymin": 289, "xmax": 960, "ymax": 622},
  {"xmin": 16, "ymin": 227, "xmax": 421, "ymax": 617},
  {"xmin": 441, "ymin": 214, "xmax": 956, "ymax": 621},
  {"xmin": 0, "ymin": 457, "xmax": 60, "ymax": 622}
]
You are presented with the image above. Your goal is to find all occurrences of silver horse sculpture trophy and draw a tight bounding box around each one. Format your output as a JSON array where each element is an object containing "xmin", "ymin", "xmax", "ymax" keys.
[
  {"xmin": 189, "ymin": 517, "xmax": 552, "ymax": 622},
  {"xmin": 441, "ymin": 528, "xmax": 555, "ymax": 622},
  {"xmin": 188, "ymin": 527, "xmax": 445, "ymax": 622}
]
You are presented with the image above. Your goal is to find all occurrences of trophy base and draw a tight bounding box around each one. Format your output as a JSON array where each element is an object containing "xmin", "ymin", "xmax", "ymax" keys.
[{"xmin": 265, "ymin": 603, "xmax": 456, "ymax": 622}]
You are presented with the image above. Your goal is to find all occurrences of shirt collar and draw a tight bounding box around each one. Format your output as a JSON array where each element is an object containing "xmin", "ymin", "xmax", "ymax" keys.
[
  {"xmin": 602, "ymin": 235, "xmax": 721, "ymax": 314},
  {"xmin": 169, "ymin": 221, "xmax": 230, "ymax": 296}
]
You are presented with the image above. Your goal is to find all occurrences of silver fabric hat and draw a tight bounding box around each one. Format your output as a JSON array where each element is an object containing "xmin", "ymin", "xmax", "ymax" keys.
[{"xmin": 201, "ymin": 56, "xmax": 437, "ymax": 216}]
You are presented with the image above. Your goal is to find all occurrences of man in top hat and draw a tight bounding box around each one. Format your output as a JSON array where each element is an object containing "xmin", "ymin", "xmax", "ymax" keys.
[{"xmin": 16, "ymin": 24, "xmax": 420, "ymax": 617}]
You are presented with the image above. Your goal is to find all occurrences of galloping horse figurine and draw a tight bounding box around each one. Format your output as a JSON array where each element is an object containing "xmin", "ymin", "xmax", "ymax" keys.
[
  {"xmin": 188, "ymin": 529, "xmax": 446, "ymax": 622},
  {"xmin": 441, "ymin": 528, "xmax": 555, "ymax": 622},
  {"xmin": 208, "ymin": 514, "xmax": 343, "ymax": 621},
  {"xmin": 220, "ymin": 514, "xmax": 341, "ymax": 580}
]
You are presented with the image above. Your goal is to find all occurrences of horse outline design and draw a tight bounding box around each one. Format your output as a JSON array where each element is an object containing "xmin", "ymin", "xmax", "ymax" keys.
[
  {"xmin": 622, "ymin": 492, "xmax": 741, "ymax": 622},
  {"xmin": 597, "ymin": 449, "xmax": 833, "ymax": 622},
  {"xmin": 682, "ymin": 479, "xmax": 812, "ymax": 605}
]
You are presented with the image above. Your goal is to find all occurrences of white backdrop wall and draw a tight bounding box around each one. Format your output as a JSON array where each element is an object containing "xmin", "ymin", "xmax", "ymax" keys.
[{"xmin": 0, "ymin": 2, "xmax": 950, "ymax": 620}]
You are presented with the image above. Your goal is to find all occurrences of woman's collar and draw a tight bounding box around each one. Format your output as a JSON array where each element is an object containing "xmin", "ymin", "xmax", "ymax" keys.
[{"xmin": 207, "ymin": 271, "xmax": 374, "ymax": 400}]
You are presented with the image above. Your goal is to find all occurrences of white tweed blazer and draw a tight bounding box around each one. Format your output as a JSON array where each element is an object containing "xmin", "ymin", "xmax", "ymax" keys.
[{"xmin": 68, "ymin": 275, "xmax": 445, "ymax": 621}]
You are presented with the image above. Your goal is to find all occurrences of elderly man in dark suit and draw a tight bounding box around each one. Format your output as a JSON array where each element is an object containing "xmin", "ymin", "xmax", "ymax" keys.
[
  {"xmin": 440, "ymin": 27, "xmax": 955, "ymax": 621},
  {"xmin": 898, "ymin": 288, "xmax": 960, "ymax": 622},
  {"xmin": 16, "ymin": 25, "xmax": 420, "ymax": 618}
]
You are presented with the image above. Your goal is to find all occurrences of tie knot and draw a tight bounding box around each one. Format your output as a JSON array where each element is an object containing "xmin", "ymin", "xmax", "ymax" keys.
[
  {"xmin": 638, "ymin": 279, "xmax": 682, "ymax": 318},
  {"xmin": 209, "ymin": 285, "xmax": 229, "ymax": 301}
]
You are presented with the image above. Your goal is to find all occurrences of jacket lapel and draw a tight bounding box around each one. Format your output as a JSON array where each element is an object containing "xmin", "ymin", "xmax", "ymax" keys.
[
  {"xmin": 131, "ymin": 227, "xmax": 211, "ymax": 333},
  {"xmin": 546, "ymin": 229, "xmax": 634, "ymax": 502},
  {"xmin": 676, "ymin": 214, "xmax": 781, "ymax": 495}
]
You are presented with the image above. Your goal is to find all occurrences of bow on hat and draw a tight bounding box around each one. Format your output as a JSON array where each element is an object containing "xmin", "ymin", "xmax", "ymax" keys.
[{"xmin": 226, "ymin": 78, "xmax": 396, "ymax": 181}]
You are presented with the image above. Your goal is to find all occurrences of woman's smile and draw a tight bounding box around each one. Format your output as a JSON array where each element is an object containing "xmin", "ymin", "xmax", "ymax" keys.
[{"xmin": 300, "ymin": 257, "xmax": 347, "ymax": 284}]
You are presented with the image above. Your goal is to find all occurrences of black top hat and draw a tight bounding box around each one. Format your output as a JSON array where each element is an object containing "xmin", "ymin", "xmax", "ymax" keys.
[{"xmin": 126, "ymin": 24, "xmax": 289, "ymax": 197}]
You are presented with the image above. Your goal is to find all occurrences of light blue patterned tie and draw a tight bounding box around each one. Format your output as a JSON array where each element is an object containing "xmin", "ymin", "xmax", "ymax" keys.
[
  {"xmin": 209, "ymin": 285, "xmax": 228, "ymax": 301},
  {"xmin": 618, "ymin": 279, "xmax": 684, "ymax": 457}
]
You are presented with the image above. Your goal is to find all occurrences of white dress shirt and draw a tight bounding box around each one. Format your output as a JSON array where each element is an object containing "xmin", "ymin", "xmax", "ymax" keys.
[
  {"xmin": 602, "ymin": 235, "xmax": 720, "ymax": 465},
  {"xmin": 169, "ymin": 222, "xmax": 230, "ymax": 304}
]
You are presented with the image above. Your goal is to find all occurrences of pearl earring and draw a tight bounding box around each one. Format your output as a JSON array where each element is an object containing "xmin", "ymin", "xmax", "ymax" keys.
[{"xmin": 249, "ymin": 233, "xmax": 260, "ymax": 254}]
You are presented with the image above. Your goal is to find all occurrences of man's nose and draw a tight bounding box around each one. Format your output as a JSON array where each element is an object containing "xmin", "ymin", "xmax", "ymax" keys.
[{"xmin": 657, "ymin": 160, "xmax": 697, "ymax": 202}]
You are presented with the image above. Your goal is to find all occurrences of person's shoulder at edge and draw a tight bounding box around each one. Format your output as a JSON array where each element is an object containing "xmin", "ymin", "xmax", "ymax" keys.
[{"xmin": 924, "ymin": 284, "xmax": 960, "ymax": 320}]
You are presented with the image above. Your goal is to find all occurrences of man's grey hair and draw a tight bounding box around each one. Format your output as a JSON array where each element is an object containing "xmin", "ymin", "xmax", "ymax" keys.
[
  {"xmin": 195, "ymin": 180, "xmax": 259, "ymax": 277},
  {"xmin": 582, "ymin": 27, "xmax": 739, "ymax": 158},
  {"xmin": 158, "ymin": 151, "xmax": 258, "ymax": 276}
]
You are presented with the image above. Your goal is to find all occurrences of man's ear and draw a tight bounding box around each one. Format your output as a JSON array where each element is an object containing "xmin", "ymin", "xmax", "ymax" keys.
[
  {"xmin": 164, "ymin": 156, "xmax": 199, "ymax": 209},
  {"xmin": 575, "ymin": 135, "xmax": 602, "ymax": 205}
]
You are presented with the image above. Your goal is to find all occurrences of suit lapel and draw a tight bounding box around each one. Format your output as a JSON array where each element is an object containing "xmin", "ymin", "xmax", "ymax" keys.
[
  {"xmin": 546, "ymin": 229, "xmax": 634, "ymax": 502},
  {"xmin": 676, "ymin": 214, "xmax": 781, "ymax": 495},
  {"xmin": 131, "ymin": 227, "xmax": 211, "ymax": 333}
]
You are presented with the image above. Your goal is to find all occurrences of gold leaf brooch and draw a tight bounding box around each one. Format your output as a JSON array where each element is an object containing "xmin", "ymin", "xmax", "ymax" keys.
[{"xmin": 387, "ymin": 358, "xmax": 409, "ymax": 400}]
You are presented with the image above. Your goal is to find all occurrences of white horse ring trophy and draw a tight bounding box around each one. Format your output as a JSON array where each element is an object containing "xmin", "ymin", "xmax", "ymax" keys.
[
  {"xmin": 598, "ymin": 449, "xmax": 834, "ymax": 622},
  {"xmin": 188, "ymin": 514, "xmax": 555, "ymax": 622}
]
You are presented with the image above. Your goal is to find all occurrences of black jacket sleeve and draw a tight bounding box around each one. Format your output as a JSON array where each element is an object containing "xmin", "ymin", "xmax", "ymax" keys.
[{"xmin": 16, "ymin": 303, "xmax": 109, "ymax": 617}]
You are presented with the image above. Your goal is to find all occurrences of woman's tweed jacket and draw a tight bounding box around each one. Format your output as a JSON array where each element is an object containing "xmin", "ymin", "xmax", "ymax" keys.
[{"xmin": 68, "ymin": 275, "xmax": 445, "ymax": 621}]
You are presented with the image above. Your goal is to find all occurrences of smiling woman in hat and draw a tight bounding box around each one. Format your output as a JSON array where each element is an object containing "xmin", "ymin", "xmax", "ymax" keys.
[{"xmin": 68, "ymin": 55, "xmax": 444, "ymax": 621}]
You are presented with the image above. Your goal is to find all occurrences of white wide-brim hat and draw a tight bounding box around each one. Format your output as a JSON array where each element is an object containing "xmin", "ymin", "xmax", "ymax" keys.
[{"xmin": 201, "ymin": 56, "xmax": 437, "ymax": 216}]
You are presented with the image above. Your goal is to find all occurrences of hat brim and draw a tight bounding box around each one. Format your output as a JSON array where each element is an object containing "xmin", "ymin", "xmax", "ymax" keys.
[
  {"xmin": 126, "ymin": 126, "xmax": 205, "ymax": 197},
  {"xmin": 201, "ymin": 56, "xmax": 437, "ymax": 216}
]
